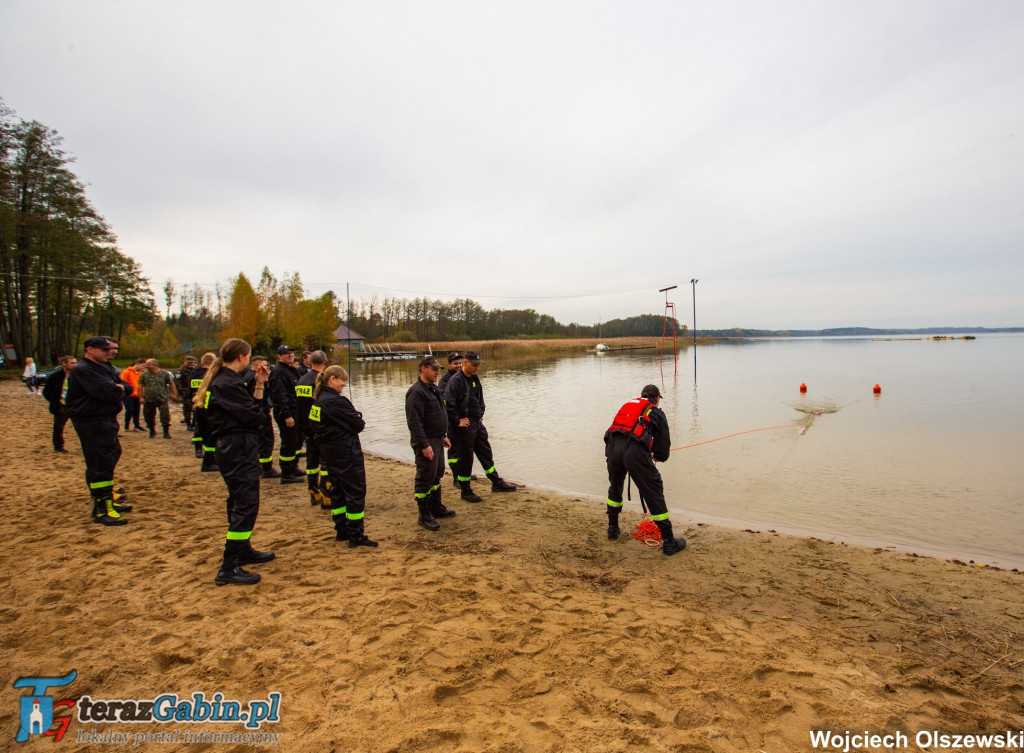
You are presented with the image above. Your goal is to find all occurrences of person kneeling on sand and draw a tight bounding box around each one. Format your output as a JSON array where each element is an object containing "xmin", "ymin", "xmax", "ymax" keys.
[
  {"xmin": 195, "ymin": 338, "xmax": 276, "ymax": 586},
  {"xmin": 604, "ymin": 384, "xmax": 687, "ymax": 556},
  {"xmin": 406, "ymin": 355, "xmax": 456, "ymax": 531},
  {"xmin": 310, "ymin": 365, "xmax": 378, "ymax": 548}
]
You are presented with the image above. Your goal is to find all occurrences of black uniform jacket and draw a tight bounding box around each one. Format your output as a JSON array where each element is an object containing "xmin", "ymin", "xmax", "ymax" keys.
[
  {"xmin": 241, "ymin": 367, "xmax": 272, "ymax": 417},
  {"xmin": 295, "ymin": 369, "xmax": 319, "ymax": 428},
  {"xmin": 66, "ymin": 359, "xmax": 124, "ymax": 421},
  {"xmin": 205, "ymin": 368, "xmax": 265, "ymax": 440},
  {"xmin": 42, "ymin": 369, "xmax": 69, "ymax": 415},
  {"xmin": 188, "ymin": 366, "xmax": 207, "ymax": 405},
  {"xmin": 443, "ymin": 370, "xmax": 485, "ymax": 424},
  {"xmin": 438, "ymin": 368, "xmax": 458, "ymax": 394},
  {"xmin": 269, "ymin": 362, "xmax": 299, "ymax": 420},
  {"xmin": 311, "ymin": 389, "xmax": 365, "ymax": 446},
  {"xmin": 606, "ymin": 404, "xmax": 672, "ymax": 463},
  {"xmin": 405, "ymin": 379, "xmax": 448, "ymax": 450}
]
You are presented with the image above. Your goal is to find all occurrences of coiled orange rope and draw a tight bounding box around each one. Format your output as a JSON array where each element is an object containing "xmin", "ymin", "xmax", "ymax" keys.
[{"xmin": 632, "ymin": 515, "xmax": 662, "ymax": 546}]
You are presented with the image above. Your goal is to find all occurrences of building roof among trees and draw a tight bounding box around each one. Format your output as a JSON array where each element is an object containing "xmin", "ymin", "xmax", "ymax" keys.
[{"xmin": 333, "ymin": 325, "xmax": 365, "ymax": 341}]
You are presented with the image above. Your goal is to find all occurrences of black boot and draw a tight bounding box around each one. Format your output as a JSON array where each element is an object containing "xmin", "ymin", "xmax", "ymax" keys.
[
  {"xmin": 348, "ymin": 520, "xmax": 379, "ymax": 548},
  {"xmin": 261, "ymin": 464, "xmax": 282, "ymax": 479},
  {"xmin": 428, "ymin": 488, "xmax": 456, "ymax": 519},
  {"xmin": 200, "ymin": 451, "xmax": 219, "ymax": 473},
  {"xmin": 460, "ymin": 482, "xmax": 482, "ymax": 503},
  {"xmin": 238, "ymin": 541, "xmax": 276, "ymax": 564},
  {"xmin": 655, "ymin": 520, "xmax": 687, "ymax": 556},
  {"xmin": 162, "ymin": 428, "xmax": 171, "ymax": 439},
  {"xmin": 279, "ymin": 460, "xmax": 304, "ymax": 484},
  {"xmin": 417, "ymin": 497, "xmax": 440, "ymax": 531},
  {"xmin": 215, "ymin": 541, "xmax": 261, "ymax": 585},
  {"xmin": 489, "ymin": 474, "xmax": 517, "ymax": 492},
  {"xmin": 331, "ymin": 508, "xmax": 348, "ymax": 541},
  {"xmin": 193, "ymin": 441, "xmax": 204, "ymax": 459},
  {"xmin": 148, "ymin": 427, "xmax": 156, "ymax": 438},
  {"xmin": 91, "ymin": 497, "xmax": 127, "ymax": 526},
  {"xmin": 607, "ymin": 512, "xmax": 620, "ymax": 541}
]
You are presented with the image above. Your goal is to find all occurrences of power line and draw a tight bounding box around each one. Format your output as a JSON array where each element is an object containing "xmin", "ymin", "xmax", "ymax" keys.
[{"xmin": 0, "ymin": 270, "xmax": 654, "ymax": 303}]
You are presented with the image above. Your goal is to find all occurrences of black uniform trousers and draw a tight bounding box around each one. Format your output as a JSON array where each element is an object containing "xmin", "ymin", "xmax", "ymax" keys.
[
  {"xmin": 605, "ymin": 433, "xmax": 669, "ymax": 522},
  {"xmin": 181, "ymin": 396, "xmax": 193, "ymax": 427},
  {"xmin": 445, "ymin": 418, "xmax": 459, "ymax": 474},
  {"xmin": 322, "ymin": 440, "xmax": 366, "ymax": 534},
  {"xmin": 215, "ymin": 433, "xmax": 261, "ymax": 540},
  {"xmin": 193, "ymin": 407, "xmax": 212, "ymax": 455},
  {"xmin": 123, "ymin": 395, "xmax": 141, "ymax": 430},
  {"xmin": 274, "ymin": 411, "xmax": 300, "ymax": 472},
  {"xmin": 71, "ymin": 418, "xmax": 122, "ymax": 501},
  {"xmin": 452, "ymin": 419, "xmax": 496, "ymax": 484},
  {"xmin": 414, "ymin": 438, "xmax": 446, "ymax": 497},
  {"xmin": 257, "ymin": 413, "xmax": 275, "ymax": 469},
  {"xmin": 52, "ymin": 406, "xmax": 70, "ymax": 451},
  {"xmin": 305, "ymin": 432, "xmax": 322, "ymax": 491}
]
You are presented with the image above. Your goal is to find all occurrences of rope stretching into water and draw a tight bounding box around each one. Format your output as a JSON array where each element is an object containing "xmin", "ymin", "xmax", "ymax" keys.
[{"xmin": 670, "ymin": 425, "xmax": 805, "ymax": 452}]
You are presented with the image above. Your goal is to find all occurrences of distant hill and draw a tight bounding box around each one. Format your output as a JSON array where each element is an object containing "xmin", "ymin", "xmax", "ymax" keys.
[{"xmin": 696, "ymin": 326, "xmax": 1024, "ymax": 338}]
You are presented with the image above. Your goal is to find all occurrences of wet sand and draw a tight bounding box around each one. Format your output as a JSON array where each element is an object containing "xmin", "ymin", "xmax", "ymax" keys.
[{"xmin": 1, "ymin": 380, "xmax": 1022, "ymax": 752}]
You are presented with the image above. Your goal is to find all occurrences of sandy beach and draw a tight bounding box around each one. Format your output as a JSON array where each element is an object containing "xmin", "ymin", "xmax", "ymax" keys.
[{"xmin": 1, "ymin": 378, "xmax": 1022, "ymax": 752}]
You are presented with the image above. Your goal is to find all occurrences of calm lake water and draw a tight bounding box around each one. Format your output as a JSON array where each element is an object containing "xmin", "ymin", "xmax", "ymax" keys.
[{"xmin": 343, "ymin": 334, "xmax": 1024, "ymax": 568}]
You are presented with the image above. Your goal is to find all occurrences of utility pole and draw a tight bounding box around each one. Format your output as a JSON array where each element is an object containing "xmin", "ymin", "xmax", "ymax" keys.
[
  {"xmin": 690, "ymin": 279, "xmax": 698, "ymax": 346},
  {"xmin": 659, "ymin": 285, "xmax": 678, "ymax": 372}
]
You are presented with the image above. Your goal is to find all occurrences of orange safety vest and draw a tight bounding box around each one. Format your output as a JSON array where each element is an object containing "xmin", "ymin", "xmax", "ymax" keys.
[{"xmin": 607, "ymin": 398, "xmax": 655, "ymax": 449}]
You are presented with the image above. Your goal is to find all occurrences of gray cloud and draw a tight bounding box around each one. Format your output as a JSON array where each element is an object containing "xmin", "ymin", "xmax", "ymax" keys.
[{"xmin": 2, "ymin": 0, "xmax": 1021, "ymax": 328}]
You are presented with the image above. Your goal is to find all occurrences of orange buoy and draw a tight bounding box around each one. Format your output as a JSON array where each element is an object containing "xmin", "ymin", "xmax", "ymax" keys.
[
  {"xmin": 873, "ymin": 384, "xmax": 881, "ymax": 394},
  {"xmin": 799, "ymin": 383, "xmax": 807, "ymax": 393}
]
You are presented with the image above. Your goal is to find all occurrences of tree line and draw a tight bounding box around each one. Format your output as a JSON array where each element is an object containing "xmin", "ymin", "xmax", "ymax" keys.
[
  {"xmin": 0, "ymin": 101, "xmax": 681, "ymax": 365},
  {"xmin": 0, "ymin": 99, "xmax": 153, "ymax": 365}
]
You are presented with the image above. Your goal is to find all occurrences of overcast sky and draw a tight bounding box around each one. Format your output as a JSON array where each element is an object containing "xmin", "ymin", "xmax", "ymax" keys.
[{"xmin": 2, "ymin": 1, "xmax": 1022, "ymax": 329}]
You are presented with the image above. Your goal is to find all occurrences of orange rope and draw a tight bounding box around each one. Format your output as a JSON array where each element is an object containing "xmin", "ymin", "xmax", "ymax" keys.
[
  {"xmin": 632, "ymin": 515, "xmax": 662, "ymax": 546},
  {"xmin": 670, "ymin": 425, "xmax": 804, "ymax": 452}
]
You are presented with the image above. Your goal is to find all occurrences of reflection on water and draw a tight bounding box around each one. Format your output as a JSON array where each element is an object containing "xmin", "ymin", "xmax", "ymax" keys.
[{"xmin": 347, "ymin": 334, "xmax": 1024, "ymax": 568}]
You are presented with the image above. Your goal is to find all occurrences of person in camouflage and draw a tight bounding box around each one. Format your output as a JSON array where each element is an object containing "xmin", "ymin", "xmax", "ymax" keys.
[{"xmin": 138, "ymin": 359, "xmax": 179, "ymax": 438}]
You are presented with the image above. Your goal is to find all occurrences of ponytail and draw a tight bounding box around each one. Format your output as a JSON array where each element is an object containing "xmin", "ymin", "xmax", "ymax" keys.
[
  {"xmin": 193, "ymin": 338, "xmax": 252, "ymax": 409},
  {"xmin": 313, "ymin": 365, "xmax": 348, "ymax": 399}
]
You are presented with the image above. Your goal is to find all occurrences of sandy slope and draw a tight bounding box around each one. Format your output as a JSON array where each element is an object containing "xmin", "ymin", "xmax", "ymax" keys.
[{"xmin": 1, "ymin": 380, "xmax": 1021, "ymax": 752}]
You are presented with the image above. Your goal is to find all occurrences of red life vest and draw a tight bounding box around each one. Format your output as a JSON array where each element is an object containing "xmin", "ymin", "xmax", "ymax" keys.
[{"xmin": 608, "ymin": 398, "xmax": 655, "ymax": 449}]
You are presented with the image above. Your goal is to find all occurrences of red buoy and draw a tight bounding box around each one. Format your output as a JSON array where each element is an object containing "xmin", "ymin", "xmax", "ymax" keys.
[
  {"xmin": 873, "ymin": 384, "xmax": 881, "ymax": 394},
  {"xmin": 799, "ymin": 383, "xmax": 807, "ymax": 393}
]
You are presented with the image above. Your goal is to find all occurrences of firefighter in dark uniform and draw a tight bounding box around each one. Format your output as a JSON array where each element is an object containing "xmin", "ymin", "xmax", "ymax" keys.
[
  {"xmin": 604, "ymin": 384, "xmax": 687, "ymax": 555},
  {"xmin": 438, "ymin": 351, "xmax": 462, "ymax": 486},
  {"xmin": 42, "ymin": 355, "xmax": 76, "ymax": 452},
  {"xmin": 176, "ymin": 355, "xmax": 197, "ymax": 429},
  {"xmin": 406, "ymin": 355, "xmax": 456, "ymax": 530},
  {"xmin": 197, "ymin": 338, "xmax": 275, "ymax": 586},
  {"xmin": 269, "ymin": 344, "xmax": 304, "ymax": 484},
  {"xmin": 242, "ymin": 356, "xmax": 281, "ymax": 479},
  {"xmin": 295, "ymin": 350, "xmax": 328, "ymax": 506},
  {"xmin": 443, "ymin": 351, "xmax": 517, "ymax": 502},
  {"xmin": 310, "ymin": 365, "xmax": 377, "ymax": 548},
  {"xmin": 190, "ymin": 352, "xmax": 218, "ymax": 470},
  {"xmin": 66, "ymin": 337, "xmax": 133, "ymax": 526}
]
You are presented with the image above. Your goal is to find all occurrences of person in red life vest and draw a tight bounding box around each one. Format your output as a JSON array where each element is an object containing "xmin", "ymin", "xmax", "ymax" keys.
[
  {"xmin": 604, "ymin": 384, "xmax": 687, "ymax": 555},
  {"xmin": 194, "ymin": 338, "xmax": 275, "ymax": 586}
]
